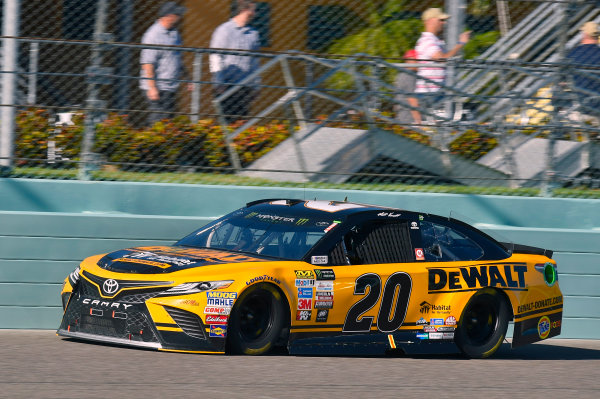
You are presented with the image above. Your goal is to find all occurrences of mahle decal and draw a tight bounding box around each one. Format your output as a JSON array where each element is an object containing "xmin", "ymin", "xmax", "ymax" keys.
[{"xmin": 428, "ymin": 265, "xmax": 527, "ymax": 291}]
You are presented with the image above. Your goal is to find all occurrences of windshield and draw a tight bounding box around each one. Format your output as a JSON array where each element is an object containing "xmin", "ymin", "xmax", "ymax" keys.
[{"xmin": 176, "ymin": 209, "xmax": 341, "ymax": 260}]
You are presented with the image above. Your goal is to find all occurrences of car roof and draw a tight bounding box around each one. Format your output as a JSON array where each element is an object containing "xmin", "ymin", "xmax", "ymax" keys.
[{"xmin": 246, "ymin": 199, "xmax": 402, "ymax": 218}]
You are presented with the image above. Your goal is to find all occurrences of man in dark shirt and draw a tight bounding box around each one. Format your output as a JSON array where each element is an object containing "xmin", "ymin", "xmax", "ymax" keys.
[{"xmin": 566, "ymin": 21, "xmax": 600, "ymax": 113}]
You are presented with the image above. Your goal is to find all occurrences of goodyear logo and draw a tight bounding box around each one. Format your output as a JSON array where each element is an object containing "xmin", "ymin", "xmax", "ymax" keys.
[
  {"xmin": 428, "ymin": 265, "xmax": 527, "ymax": 291},
  {"xmin": 295, "ymin": 270, "xmax": 315, "ymax": 279},
  {"xmin": 206, "ymin": 292, "xmax": 238, "ymax": 299},
  {"xmin": 209, "ymin": 325, "xmax": 227, "ymax": 338}
]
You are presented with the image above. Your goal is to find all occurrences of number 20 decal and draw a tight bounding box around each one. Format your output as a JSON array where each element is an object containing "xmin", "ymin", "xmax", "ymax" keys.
[{"xmin": 343, "ymin": 272, "xmax": 412, "ymax": 333}]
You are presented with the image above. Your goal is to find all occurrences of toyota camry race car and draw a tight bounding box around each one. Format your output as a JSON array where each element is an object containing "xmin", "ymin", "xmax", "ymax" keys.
[{"xmin": 58, "ymin": 199, "xmax": 563, "ymax": 358}]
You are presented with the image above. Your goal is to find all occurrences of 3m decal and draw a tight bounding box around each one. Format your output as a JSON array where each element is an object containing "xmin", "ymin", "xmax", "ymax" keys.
[
  {"xmin": 314, "ymin": 269, "xmax": 336, "ymax": 280},
  {"xmin": 209, "ymin": 325, "xmax": 227, "ymax": 338},
  {"xmin": 298, "ymin": 298, "xmax": 312, "ymax": 310},
  {"xmin": 316, "ymin": 309, "xmax": 329, "ymax": 322},
  {"xmin": 343, "ymin": 272, "xmax": 412, "ymax": 333},
  {"xmin": 538, "ymin": 316, "xmax": 551, "ymax": 339},
  {"xmin": 298, "ymin": 287, "xmax": 313, "ymax": 299},
  {"xmin": 311, "ymin": 256, "xmax": 328, "ymax": 265},
  {"xmin": 295, "ymin": 270, "xmax": 315, "ymax": 279},
  {"xmin": 205, "ymin": 315, "xmax": 228, "ymax": 324},
  {"xmin": 428, "ymin": 265, "xmax": 527, "ymax": 291},
  {"xmin": 296, "ymin": 310, "xmax": 312, "ymax": 321},
  {"xmin": 415, "ymin": 248, "xmax": 425, "ymax": 261}
]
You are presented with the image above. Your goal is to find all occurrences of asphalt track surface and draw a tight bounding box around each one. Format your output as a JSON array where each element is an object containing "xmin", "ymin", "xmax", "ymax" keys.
[{"xmin": 1, "ymin": 331, "xmax": 600, "ymax": 399}]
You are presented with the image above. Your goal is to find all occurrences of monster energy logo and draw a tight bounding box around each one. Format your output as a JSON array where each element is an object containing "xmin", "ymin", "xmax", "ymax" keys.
[
  {"xmin": 296, "ymin": 218, "xmax": 309, "ymax": 225},
  {"xmin": 245, "ymin": 212, "xmax": 258, "ymax": 219}
]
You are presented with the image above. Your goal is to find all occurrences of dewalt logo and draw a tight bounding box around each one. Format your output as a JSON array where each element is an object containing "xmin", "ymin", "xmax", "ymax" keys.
[{"xmin": 428, "ymin": 265, "xmax": 527, "ymax": 291}]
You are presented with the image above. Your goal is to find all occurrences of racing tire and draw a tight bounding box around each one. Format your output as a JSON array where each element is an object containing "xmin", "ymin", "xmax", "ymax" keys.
[
  {"xmin": 455, "ymin": 288, "xmax": 510, "ymax": 359},
  {"xmin": 228, "ymin": 284, "xmax": 286, "ymax": 355}
]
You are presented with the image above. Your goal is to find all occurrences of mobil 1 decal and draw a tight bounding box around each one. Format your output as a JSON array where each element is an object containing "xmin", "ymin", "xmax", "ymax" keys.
[{"xmin": 343, "ymin": 272, "xmax": 412, "ymax": 333}]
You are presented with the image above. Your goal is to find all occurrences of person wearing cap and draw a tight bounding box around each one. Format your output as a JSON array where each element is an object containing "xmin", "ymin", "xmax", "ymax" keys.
[
  {"xmin": 565, "ymin": 21, "xmax": 600, "ymax": 114},
  {"xmin": 414, "ymin": 8, "xmax": 471, "ymax": 107},
  {"xmin": 210, "ymin": 0, "xmax": 261, "ymax": 123},
  {"xmin": 140, "ymin": 2, "xmax": 187, "ymax": 125}
]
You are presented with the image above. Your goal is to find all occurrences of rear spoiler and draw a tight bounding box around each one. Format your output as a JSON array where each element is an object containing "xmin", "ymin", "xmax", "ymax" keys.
[{"xmin": 500, "ymin": 242, "xmax": 553, "ymax": 259}]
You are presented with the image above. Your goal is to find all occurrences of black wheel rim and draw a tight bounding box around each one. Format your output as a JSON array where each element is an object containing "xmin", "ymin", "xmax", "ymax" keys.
[
  {"xmin": 238, "ymin": 293, "xmax": 273, "ymax": 342},
  {"xmin": 463, "ymin": 297, "xmax": 498, "ymax": 345}
]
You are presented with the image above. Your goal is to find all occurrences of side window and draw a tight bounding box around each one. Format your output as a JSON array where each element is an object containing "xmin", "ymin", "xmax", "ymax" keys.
[
  {"xmin": 420, "ymin": 221, "xmax": 484, "ymax": 261},
  {"xmin": 341, "ymin": 222, "xmax": 413, "ymax": 265}
]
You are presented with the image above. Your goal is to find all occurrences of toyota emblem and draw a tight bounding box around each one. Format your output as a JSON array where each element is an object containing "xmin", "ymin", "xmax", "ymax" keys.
[{"xmin": 103, "ymin": 279, "xmax": 119, "ymax": 295}]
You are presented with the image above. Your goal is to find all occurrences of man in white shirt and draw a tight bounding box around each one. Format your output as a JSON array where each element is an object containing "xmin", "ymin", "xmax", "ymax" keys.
[
  {"xmin": 210, "ymin": 0, "xmax": 261, "ymax": 123},
  {"xmin": 415, "ymin": 8, "xmax": 470, "ymax": 108}
]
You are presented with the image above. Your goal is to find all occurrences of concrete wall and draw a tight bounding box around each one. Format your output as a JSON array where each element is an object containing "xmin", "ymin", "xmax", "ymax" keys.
[{"xmin": 1, "ymin": 178, "xmax": 598, "ymax": 338}]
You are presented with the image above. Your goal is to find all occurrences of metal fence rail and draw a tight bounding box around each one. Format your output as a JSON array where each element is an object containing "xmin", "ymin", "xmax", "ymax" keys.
[{"xmin": 1, "ymin": 0, "xmax": 599, "ymax": 197}]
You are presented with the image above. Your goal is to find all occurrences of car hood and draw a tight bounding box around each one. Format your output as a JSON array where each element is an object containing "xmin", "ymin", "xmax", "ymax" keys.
[{"xmin": 97, "ymin": 245, "xmax": 271, "ymax": 274}]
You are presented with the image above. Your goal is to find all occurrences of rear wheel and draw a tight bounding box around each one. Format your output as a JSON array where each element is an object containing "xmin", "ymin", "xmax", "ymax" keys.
[
  {"xmin": 228, "ymin": 284, "xmax": 286, "ymax": 355},
  {"xmin": 455, "ymin": 288, "xmax": 509, "ymax": 358}
]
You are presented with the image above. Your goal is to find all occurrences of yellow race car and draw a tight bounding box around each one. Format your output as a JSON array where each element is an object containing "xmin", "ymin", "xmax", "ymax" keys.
[{"xmin": 58, "ymin": 199, "xmax": 563, "ymax": 358}]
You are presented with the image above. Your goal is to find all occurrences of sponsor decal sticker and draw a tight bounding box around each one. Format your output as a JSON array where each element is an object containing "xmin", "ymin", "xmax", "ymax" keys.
[
  {"xmin": 246, "ymin": 275, "xmax": 281, "ymax": 285},
  {"xmin": 416, "ymin": 333, "xmax": 429, "ymax": 339},
  {"xmin": 206, "ymin": 292, "xmax": 237, "ymax": 299},
  {"xmin": 316, "ymin": 309, "xmax": 329, "ymax": 322},
  {"xmin": 205, "ymin": 315, "xmax": 228, "ymax": 325},
  {"xmin": 428, "ymin": 265, "xmax": 527, "ymax": 291},
  {"xmin": 430, "ymin": 318, "xmax": 444, "ymax": 325},
  {"xmin": 295, "ymin": 279, "xmax": 315, "ymax": 287},
  {"xmin": 206, "ymin": 297, "xmax": 235, "ymax": 307},
  {"xmin": 209, "ymin": 325, "xmax": 227, "ymax": 338},
  {"xmin": 429, "ymin": 332, "xmax": 443, "ymax": 339},
  {"xmin": 420, "ymin": 301, "xmax": 432, "ymax": 314},
  {"xmin": 445, "ymin": 316, "xmax": 457, "ymax": 326},
  {"xmin": 298, "ymin": 298, "xmax": 312, "ymax": 310},
  {"xmin": 517, "ymin": 295, "xmax": 563, "ymax": 314},
  {"xmin": 177, "ymin": 299, "xmax": 200, "ymax": 306},
  {"xmin": 311, "ymin": 256, "xmax": 329, "ymax": 265},
  {"xmin": 410, "ymin": 221, "xmax": 419, "ymax": 230},
  {"xmin": 442, "ymin": 332, "xmax": 455, "ymax": 339},
  {"xmin": 324, "ymin": 222, "xmax": 340, "ymax": 233},
  {"xmin": 296, "ymin": 218, "xmax": 309, "ymax": 225},
  {"xmin": 295, "ymin": 270, "xmax": 315, "ymax": 279},
  {"xmin": 314, "ymin": 269, "xmax": 336, "ymax": 280},
  {"xmin": 298, "ymin": 287, "xmax": 313, "ymax": 299},
  {"xmin": 123, "ymin": 251, "xmax": 194, "ymax": 266},
  {"xmin": 423, "ymin": 326, "xmax": 437, "ymax": 333},
  {"xmin": 82, "ymin": 298, "xmax": 132, "ymax": 310},
  {"xmin": 416, "ymin": 317, "xmax": 428, "ymax": 325},
  {"xmin": 315, "ymin": 281, "xmax": 334, "ymax": 291},
  {"xmin": 437, "ymin": 326, "xmax": 455, "ymax": 332},
  {"xmin": 415, "ymin": 248, "xmax": 425, "ymax": 261},
  {"xmin": 296, "ymin": 310, "xmax": 312, "ymax": 321},
  {"xmin": 538, "ymin": 316, "xmax": 551, "ymax": 339},
  {"xmin": 316, "ymin": 291, "xmax": 333, "ymax": 301},
  {"xmin": 204, "ymin": 306, "xmax": 231, "ymax": 315},
  {"xmin": 314, "ymin": 300, "xmax": 333, "ymax": 309}
]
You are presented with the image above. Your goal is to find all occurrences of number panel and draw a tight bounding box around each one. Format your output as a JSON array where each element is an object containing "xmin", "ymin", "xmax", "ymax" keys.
[{"xmin": 342, "ymin": 273, "xmax": 381, "ymax": 332}]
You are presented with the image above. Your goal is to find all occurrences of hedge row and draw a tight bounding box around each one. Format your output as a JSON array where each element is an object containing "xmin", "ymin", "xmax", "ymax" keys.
[{"xmin": 15, "ymin": 108, "xmax": 499, "ymax": 170}]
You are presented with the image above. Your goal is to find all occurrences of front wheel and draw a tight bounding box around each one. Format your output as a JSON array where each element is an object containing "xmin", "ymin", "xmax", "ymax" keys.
[
  {"xmin": 455, "ymin": 288, "xmax": 510, "ymax": 358},
  {"xmin": 227, "ymin": 284, "xmax": 286, "ymax": 355}
]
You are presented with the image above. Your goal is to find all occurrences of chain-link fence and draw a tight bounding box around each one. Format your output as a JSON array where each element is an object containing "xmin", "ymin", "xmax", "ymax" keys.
[{"xmin": 1, "ymin": 0, "xmax": 599, "ymax": 197}]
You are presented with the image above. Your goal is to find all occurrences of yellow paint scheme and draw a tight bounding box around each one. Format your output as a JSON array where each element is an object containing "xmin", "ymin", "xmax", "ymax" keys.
[{"xmin": 60, "ymin": 249, "xmax": 562, "ymax": 353}]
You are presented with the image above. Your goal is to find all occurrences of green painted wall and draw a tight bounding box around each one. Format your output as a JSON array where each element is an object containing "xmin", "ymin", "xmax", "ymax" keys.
[{"xmin": 1, "ymin": 178, "xmax": 598, "ymax": 338}]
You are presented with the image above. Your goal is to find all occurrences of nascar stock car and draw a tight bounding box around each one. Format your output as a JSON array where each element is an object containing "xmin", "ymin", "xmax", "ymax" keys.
[{"xmin": 58, "ymin": 199, "xmax": 563, "ymax": 358}]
